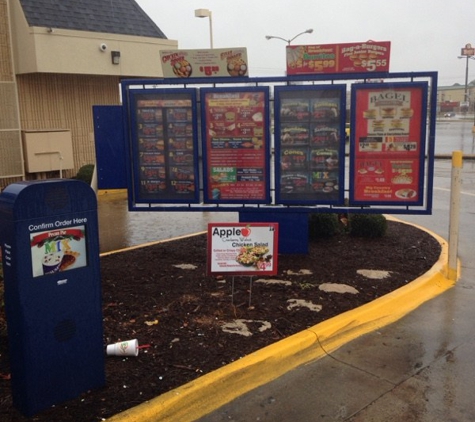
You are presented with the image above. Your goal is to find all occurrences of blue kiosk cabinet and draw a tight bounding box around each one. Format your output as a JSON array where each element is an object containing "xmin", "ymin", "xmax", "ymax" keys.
[{"xmin": 0, "ymin": 180, "xmax": 105, "ymax": 417}]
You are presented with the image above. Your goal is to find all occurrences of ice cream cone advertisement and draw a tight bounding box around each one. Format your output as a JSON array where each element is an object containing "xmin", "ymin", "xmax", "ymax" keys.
[
  {"xmin": 350, "ymin": 82, "xmax": 428, "ymax": 205},
  {"xmin": 30, "ymin": 225, "xmax": 87, "ymax": 277}
]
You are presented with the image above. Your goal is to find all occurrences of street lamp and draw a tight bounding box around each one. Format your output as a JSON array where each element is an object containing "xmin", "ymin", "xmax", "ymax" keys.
[
  {"xmin": 265, "ymin": 28, "xmax": 313, "ymax": 45},
  {"xmin": 195, "ymin": 8, "xmax": 213, "ymax": 49}
]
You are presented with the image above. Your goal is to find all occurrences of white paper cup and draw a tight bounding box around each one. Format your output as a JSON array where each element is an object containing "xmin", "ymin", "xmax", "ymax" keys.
[{"xmin": 106, "ymin": 339, "xmax": 139, "ymax": 356}]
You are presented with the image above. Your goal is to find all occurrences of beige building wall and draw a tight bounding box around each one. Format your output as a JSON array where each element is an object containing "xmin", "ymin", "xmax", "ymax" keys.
[
  {"xmin": 0, "ymin": 0, "xmax": 179, "ymax": 190},
  {"xmin": 9, "ymin": 0, "xmax": 175, "ymax": 77},
  {"xmin": 0, "ymin": 0, "xmax": 24, "ymax": 188},
  {"xmin": 17, "ymin": 73, "xmax": 121, "ymax": 180}
]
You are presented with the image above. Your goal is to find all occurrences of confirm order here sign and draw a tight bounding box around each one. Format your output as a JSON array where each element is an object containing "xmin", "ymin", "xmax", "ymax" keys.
[{"xmin": 207, "ymin": 223, "xmax": 279, "ymax": 276}]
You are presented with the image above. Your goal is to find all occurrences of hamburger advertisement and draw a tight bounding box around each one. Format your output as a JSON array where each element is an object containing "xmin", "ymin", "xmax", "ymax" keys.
[
  {"xmin": 160, "ymin": 48, "xmax": 248, "ymax": 78},
  {"xmin": 286, "ymin": 41, "xmax": 390, "ymax": 75}
]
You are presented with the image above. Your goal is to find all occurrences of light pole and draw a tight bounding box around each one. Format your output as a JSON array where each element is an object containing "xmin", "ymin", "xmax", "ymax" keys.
[
  {"xmin": 195, "ymin": 8, "xmax": 213, "ymax": 49},
  {"xmin": 265, "ymin": 29, "xmax": 313, "ymax": 45}
]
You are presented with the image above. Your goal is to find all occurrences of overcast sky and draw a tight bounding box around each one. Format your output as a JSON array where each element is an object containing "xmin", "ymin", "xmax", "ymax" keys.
[{"xmin": 136, "ymin": 0, "xmax": 475, "ymax": 87}]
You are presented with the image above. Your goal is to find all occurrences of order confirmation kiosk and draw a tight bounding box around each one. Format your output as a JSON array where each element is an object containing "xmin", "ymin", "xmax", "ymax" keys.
[{"xmin": 0, "ymin": 180, "xmax": 104, "ymax": 417}]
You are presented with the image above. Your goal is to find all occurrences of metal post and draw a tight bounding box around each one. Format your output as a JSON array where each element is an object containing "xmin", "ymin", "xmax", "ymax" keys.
[
  {"xmin": 208, "ymin": 11, "xmax": 213, "ymax": 49},
  {"xmin": 447, "ymin": 150, "xmax": 463, "ymax": 280},
  {"xmin": 464, "ymin": 56, "xmax": 469, "ymax": 104}
]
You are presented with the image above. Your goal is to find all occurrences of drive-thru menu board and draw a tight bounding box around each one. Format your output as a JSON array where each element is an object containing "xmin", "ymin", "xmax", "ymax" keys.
[
  {"xmin": 201, "ymin": 88, "xmax": 270, "ymax": 203},
  {"xmin": 130, "ymin": 90, "xmax": 199, "ymax": 203},
  {"xmin": 350, "ymin": 83, "xmax": 427, "ymax": 205},
  {"xmin": 274, "ymin": 86, "xmax": 346, "ymax": 204}
]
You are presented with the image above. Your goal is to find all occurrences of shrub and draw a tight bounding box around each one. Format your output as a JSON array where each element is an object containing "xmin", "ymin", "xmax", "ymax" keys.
[
  {"xmin": 348, "ymin": 214, "xmax": 387, "ymax": 238},
  {"xmin": 308, "ymin": 213, "xmax": 340, "ymax": 239},
  {"xmin": 74, "ymin": 164, "xmax": 95, "ymax": 184}
]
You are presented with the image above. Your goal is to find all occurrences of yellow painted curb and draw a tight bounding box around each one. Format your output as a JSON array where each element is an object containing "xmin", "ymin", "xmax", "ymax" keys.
[
  {"xmin": 98, "ymin": 189, "xmax": 128, "ymax": 197},
  {"xmin": 106, "ymin": 220, "xmax": 455, "ymax": 422}
]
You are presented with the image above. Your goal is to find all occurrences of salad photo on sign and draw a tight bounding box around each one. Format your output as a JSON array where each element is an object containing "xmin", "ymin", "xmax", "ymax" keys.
[{"xmin": 349, "ymin": 82, "xmax": 428, "ymax": 205}]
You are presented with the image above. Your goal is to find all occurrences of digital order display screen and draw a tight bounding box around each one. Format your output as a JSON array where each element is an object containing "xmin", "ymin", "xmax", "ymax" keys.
[{"xmin": 30, "ymin": 225, "xmax": 88, "ymax": 278}]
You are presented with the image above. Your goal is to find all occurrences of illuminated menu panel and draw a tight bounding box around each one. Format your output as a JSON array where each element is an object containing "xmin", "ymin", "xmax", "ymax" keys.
[
  {"xmin": 350, "ymin": 82, "xmax": 428, "ymax": 205},
  {"xmin": 130, "ymin": 90, "xmax": 199, "ymax": 203},
  {"xmin": 201, "ymin": 87, "xmax": 271, "ymax": 204},
  {"xmin": 274, "ymin": 86, "xmax": 346, "ymax": 205}
]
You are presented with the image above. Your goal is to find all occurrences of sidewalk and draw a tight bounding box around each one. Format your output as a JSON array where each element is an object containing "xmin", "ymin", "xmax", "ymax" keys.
[{"xmin": 107, "ymin": 220, "xmax": 463, "ymax": 422}]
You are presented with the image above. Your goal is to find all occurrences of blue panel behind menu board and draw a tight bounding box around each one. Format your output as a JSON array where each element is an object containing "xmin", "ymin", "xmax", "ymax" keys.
[
  {"xmin": 93, "ymin": 105, "xmax": 127, "ymax": 190},
  {"xmin": 239, "ymin": 211, "xmax": 308, "ymax": 254},
  {"xmin": 0, "ymin": 180, "xmax": 104, "ymax": 417}
]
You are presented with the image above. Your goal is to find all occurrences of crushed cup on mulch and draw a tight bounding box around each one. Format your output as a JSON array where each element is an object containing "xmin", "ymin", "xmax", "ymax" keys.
[{"xmin": 106, "ymin": 339, "xmax": 139, "ymax": 357}]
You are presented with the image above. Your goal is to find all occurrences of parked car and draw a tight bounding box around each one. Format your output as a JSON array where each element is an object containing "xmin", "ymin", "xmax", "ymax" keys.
[{"xmin": 444, "ymin": 112, "xmax": 456, "ymax": 117}]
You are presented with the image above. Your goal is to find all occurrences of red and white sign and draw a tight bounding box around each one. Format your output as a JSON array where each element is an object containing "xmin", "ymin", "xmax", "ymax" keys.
[
  {"xmin": 207, "ymin": 223, "xmax": 278, "ymax": 275},
  {"xmin": 351, "ymin": 83, "xmax": 427, "ymax": 203},
  {"xmin": 202, "ymin": 89, "xmax": 268, "ymax": 202},
  {"xmin": 286, "ymin": 41, "xmax": 390, "ymax": 75},
  {"xmin": 160, "ymin": 48, "xmax": 248, "ymax": 78}
]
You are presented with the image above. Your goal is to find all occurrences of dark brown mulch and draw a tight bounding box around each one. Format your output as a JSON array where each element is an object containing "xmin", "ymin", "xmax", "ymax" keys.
[{"xmin": 0, "ymin": 220, "xmax": 441, "ymax": 421}]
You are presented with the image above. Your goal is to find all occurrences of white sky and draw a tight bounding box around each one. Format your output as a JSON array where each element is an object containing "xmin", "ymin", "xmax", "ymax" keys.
[{"xmin": 136, "ymin": 0, "xmax": 475, "ymax": 87}]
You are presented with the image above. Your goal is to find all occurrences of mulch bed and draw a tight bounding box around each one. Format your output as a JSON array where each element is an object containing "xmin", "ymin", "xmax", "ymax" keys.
[{"xmin": 0, "ymin": 220, "xmax": 441, "ymax": 421}]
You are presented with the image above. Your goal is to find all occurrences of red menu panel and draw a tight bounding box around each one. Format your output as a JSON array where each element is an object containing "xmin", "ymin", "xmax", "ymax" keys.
[
  {"xmin": 351, "ymin": 84, "xmax": 427, "ymax": 203},
  {"xmin": 202, "ymin": 89, "xmax": 269, "ymax": 203}
]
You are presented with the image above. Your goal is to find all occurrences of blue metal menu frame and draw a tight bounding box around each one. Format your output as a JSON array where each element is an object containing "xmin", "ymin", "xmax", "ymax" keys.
[{"xmin": 122, "ymin": 70, "xmax": 437, "ymax": 215}]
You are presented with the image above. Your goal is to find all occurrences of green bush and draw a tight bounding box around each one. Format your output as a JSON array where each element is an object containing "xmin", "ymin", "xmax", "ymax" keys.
[
  {"xmin": 308, "ymin": 213, "xmax": 340, "ymax": 239},
  {"xmin": 348, "ymin": 214, "xmax": 387, "ymax": 238},
  {"xmin": 74, "ymin": 164, "xmax": 95, "ymax": 184}
]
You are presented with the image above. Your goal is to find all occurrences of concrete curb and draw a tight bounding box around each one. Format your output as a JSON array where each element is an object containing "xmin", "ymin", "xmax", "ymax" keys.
[{"xmin": 106, "ymin": 219, "xmax": 455, "ymax": 422}]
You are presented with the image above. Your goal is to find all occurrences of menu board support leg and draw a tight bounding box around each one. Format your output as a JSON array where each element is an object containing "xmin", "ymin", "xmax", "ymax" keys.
[
  {"xmin": 248, "ymin": 276, "xmax": 253, "ymax": 308},
  {"xmin": 231, "ymin": 276, "xmax": 235, "ymax": 305},
  {"xmin": 230, "ymin": 276, "xmax": 254, "ymax": 307}
]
